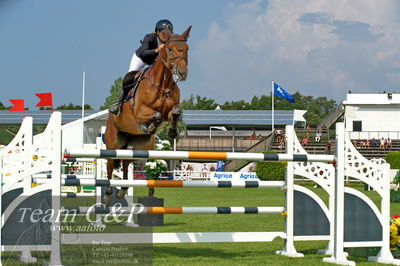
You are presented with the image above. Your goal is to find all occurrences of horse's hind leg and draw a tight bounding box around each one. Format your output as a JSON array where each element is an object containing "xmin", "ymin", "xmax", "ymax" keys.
[
  {"xmin": 103, "ymin": 159, "xmax": 115, "ymax": 206},
  {"xmin": 116, "ymin": 160, "xmax": 131, "ymax": 199},
  {"xmin": 168, "ymin": 105, "xmax": 182, "ymax": 138}
]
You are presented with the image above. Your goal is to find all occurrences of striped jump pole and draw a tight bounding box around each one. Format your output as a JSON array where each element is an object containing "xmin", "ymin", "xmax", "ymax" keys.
[
  {"xmin": 52, "ymin": 180, "xmax": 286, "ymax": 188},
  {"xmin": 61, "ymin": 192, "xmax": 96, "ymax": 198},
  {"xmin": 63, "ymin": 158, "xmax": 97, "ymax": 163},
  {"xmin": 64, "ymin": 149, "xmax": 336, "ymax": 162},
  {"xmin": 61, "ymin": 206, "xmax": 285, "ymax": 215},
  {"xmin": 33, "ymin": 174, "xmax": 96, "ymax": 179}
]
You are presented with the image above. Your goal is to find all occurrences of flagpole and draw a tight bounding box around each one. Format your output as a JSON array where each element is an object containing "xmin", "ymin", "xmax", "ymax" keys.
[
  {"xmin": 271, "ymin": 80, "xmax": 275, "ymax": 133},
  {"xmin": 81, "ymin": 72, "xmax": 86, "ymax": 148}
]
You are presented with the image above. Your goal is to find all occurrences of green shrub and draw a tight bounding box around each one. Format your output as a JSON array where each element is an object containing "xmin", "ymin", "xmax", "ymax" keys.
[
  {"xmin": 391, "ymin": 189, "xmax": 400, "ymax": 203},
  {"xmin": 256, "ymin": 155, "xmax": 286, "ymax": 181},
  {"xmin": 385, "ymin": 152, "xmax": 400, "ymax": 169}
]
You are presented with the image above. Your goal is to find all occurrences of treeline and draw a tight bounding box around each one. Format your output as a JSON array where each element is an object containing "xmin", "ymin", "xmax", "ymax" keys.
[
  {"xmin": 181, "ymin": 92, "xmax": 338, "ymax": 124},
  {"xmin": 0, "ymin": 102, "xmax": 93, "ymax": 110}
]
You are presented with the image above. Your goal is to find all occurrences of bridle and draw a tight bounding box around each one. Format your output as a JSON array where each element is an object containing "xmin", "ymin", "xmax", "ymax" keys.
[
  {"xmin": 145, "ymin": 38, "xmax": 188, "ymax": 97},
  {"xmin": 158, "ymin": 39, "xmax": 188, "ymax": 75}
]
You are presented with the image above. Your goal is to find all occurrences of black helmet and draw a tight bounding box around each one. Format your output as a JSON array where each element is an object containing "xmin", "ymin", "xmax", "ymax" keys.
[{"xmin": 155, "ymin": 19, "xmax": 173, "ymax": 33}]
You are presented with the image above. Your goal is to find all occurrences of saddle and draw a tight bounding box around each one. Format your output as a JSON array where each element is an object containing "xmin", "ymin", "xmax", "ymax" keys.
[{"xmin": 123, "ymin": 69, "xmax": 147, "ymax": 104}]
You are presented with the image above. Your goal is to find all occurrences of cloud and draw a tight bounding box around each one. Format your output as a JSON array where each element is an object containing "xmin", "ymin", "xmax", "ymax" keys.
[{"xmin": 188, "ymin": 0, "xmax": 400, "ymax": 102}]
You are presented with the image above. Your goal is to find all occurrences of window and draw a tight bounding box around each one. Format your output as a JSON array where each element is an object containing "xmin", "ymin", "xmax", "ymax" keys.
[{"xmin": 353, "ymin": 121, "xmax": 362, "ymax": 132}]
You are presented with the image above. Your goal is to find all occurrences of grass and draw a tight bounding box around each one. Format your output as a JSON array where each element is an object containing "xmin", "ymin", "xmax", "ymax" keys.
[{"xmin": 1, "ymin": 184, "xmax": 399, "ymax": 265}]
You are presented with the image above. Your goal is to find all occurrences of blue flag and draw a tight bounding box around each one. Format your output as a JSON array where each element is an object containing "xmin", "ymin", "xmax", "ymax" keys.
[
  {"xmin": 216, "ymin": 161, "xmax": 225, "ymax": 172},
  {"xmin": 273, "ymin": 82, "xmax": 295, "ymax": 103}
]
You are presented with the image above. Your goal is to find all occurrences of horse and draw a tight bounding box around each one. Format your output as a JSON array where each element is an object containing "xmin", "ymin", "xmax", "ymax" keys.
[{"xmin": 103, "ymin": 26, "xmax": 191, "ymax": 205}]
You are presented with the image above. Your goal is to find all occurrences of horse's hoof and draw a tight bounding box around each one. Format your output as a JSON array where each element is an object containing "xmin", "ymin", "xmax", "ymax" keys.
[
  {"xmin": 172, "ymin": 105, "xmax": 182, "ymax": 116},
  {"xmin": 146, "ymin": 124, "xmax": 157, "ymax": 135},
  {"xmin": 168, "ymin": 129, "xmax": 178, "ymax": 139},
  {"xmin": 139, "ymin": 124, "xmax": 148, "ymax": 134},
  {"xmin": 102, "ymin": 195, "xmax": 111, "ymax": 206},
  {"xmin": 116, "ymin": 189, "xmax": 127, "ymax": 199}
]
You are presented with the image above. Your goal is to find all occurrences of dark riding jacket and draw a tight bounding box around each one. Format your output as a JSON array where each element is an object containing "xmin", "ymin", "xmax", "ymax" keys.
[{"xmin": 135, "ymin": 33, "xmax": 159, "ymax": 65}]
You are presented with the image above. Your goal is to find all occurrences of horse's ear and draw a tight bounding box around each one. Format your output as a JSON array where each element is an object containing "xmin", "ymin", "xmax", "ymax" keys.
[
  {"xmin": 158, "ymin": 28, "xmax": 171, "ymax": 43},
  {"xmin": 181, "ymin": 26, "xmax": 192, "ymax": 41}
]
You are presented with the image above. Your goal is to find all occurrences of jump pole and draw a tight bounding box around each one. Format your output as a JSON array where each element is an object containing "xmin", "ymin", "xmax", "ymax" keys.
[{"xmin": 64, "ymin": 149, "xmax": 336, "ymax": 162}]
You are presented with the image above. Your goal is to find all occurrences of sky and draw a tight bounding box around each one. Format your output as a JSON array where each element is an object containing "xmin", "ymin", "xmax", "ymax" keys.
[{"xmin": 1, "ymin": 0, "xmax": 400, "ymax": 109}]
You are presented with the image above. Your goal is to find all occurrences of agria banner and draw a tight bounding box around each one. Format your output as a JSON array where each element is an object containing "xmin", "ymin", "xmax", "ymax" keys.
[{"xmin": 209, "ymin": 172, "xmax": 260, "ymax": 181}]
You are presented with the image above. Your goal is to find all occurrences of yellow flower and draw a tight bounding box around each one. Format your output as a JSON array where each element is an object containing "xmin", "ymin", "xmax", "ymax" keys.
[
  {"xmin": 280, "ymin": 211, "xmax": 287, "ymax": 217},
  {"xmin": 390, "ymin": 224, "xmax": 398, "ymax": 235},
  {"xmin": 396, "ymin": 218, "xmax": 400, "ymax": 226}
]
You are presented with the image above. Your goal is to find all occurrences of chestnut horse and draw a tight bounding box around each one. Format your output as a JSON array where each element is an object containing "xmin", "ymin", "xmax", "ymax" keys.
[{"xmin": 103, "ymin": 26, "xmax": 191, "ymax": 205}]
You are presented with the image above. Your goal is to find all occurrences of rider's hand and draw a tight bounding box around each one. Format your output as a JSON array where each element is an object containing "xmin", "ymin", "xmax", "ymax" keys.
[{"xmin": 155, "ymin": 44, "xmax": 165, "ymax": 53}]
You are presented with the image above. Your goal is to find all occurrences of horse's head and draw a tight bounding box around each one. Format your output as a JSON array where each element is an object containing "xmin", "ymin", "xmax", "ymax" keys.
[{"xmin": 159, "ymin": 26, "xmax": 191, "ymax": 81}]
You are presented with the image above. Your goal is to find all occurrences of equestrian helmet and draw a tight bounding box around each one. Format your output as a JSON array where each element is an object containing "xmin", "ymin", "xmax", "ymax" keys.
[{"xmin": 155, "ymin": 19, "xmax": 174, "ymax": 33}]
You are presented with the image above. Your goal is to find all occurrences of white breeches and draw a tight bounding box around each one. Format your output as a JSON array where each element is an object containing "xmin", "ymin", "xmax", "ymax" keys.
[{"xmin": 129, "ymin": 52, "xmax": 146, "ymax": 72}]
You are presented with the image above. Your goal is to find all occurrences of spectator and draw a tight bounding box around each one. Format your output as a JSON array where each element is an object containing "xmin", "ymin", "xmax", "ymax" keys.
[
  {"xmin": 386, "ymin": 138, "xmax": 392, "ymax": 149},
  {"xmin": 326, "ymin": 140, "xmax": 332, "ymax": 155},
  {"xmin": 301, "ymin": 136, "xmax": 309, "ymax": 146},
  {"xmin": 209, "ymin": 165, "xmax": 216, "ymax": 172},
  {"xmin": 352, "ymin": 140, "xmax": 357, "ymax": 148},
  {"xmin": 321, "ymin": 124, "xmax": 327, "ymax": 132},
  {"xmin": 380, "ymin": 138, "xmax": 385, "ymax": 149},
  {"xmin": 365, "ymin": 139, "xmax": 371, "ymax": 148},
  {"xmin": 359, "ymin": 140, "xmax": 365, "ymax": 148},
  {"xmin": 371, "ymin": 138, "xmax": 377, "ymax": 148},
  {"xmin": 315, "ymin": 131, "xmax": 322, "ymax": 142},
  {"xmin": 279, "ymin": 137, "xmax": 285, "ymax": 150},
  {"xmin": 306, "ymin": 124, "xmax": 311, "ymax": 130},
  {"xmin": 275, "ymin": 129, "xmax": 282, "ymax": 142},
  {"xmin": 201, "ymin": 164, "xmax": 209, "ymax": 178}
]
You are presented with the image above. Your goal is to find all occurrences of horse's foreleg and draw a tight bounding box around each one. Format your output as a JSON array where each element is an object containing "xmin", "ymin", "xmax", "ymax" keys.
[
  {"xmin": 103, "ymin": 159, "xmax": 115, "ymax": 206},
  {"xmin": 145, "ymin": 112, "xmax": 163, "ymax": 134},
  {"xmin": 116, "ymin": 160, "xmax": 131, "ymax": 199},
  {"xmin": 167, "ymin": 105, "xmax": 182, "ymax": 139}
]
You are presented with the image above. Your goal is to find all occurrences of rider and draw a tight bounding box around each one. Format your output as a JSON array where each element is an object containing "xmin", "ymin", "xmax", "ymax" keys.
[{"xmin": 109, "ymin": 19, "xmax": 174, "ymax": 115}]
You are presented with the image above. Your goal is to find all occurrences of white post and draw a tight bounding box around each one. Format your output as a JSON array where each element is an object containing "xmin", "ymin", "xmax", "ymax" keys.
[
  {"xmin": 323, "ymin": 122, "xmax": 354, "ymax": 265},
  {"xmin": 48, "ymin": 112, "xmax": 63, "ymax": 265},
  {"xmin": 271, "ymin": 80, "xmax": 275, "ymax": 132},
  {"xmin": 81, "ymin": 72, "xmax": 86, "ymax": 148},
  {"xmin": 276, "ymin": 125, "xmax": 303, "ymax": 257}
]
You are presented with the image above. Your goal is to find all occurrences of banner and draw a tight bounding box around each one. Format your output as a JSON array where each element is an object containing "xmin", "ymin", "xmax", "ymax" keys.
[{"xmin": 209, "ymin": 171, "xmax": 259, "ymax": 181}]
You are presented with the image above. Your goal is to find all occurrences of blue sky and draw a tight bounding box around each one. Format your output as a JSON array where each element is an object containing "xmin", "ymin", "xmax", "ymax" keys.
[{"xmin": 1, "ymin": 0, "xmax": 400, "ymax": 109}]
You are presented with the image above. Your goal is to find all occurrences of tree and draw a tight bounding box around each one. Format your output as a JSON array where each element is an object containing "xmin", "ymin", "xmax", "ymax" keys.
[
  {"xmin": 0, "ymin": 102, "xmax": 8, "ymax": 110},
  {"xmin": 55, "ymin": 103, "xmax": 93, "ymax": 110},
  {"xmin": 100, "ymin": 77, "xmax": 122, "ymax": 110},
  {"xmin": 180, "ymin": 94, "xmax": 218, "ymax": 110}
]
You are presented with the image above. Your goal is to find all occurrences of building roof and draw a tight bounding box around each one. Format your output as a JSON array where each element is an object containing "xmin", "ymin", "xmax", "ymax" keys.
[
  {"xmin": 0, "ymin": 110, "xmax": 102, "ymax": 125},
  {"xmin": 0, "ymin": 109, "xmax": 306, "ymax": 127},
  {"xmin": 182, "ymin": 109, "xmax": 306, "ymax": 127},
  {"xmin": 343, "ymin": 93, "xmax": 400, "ymax": 106}
]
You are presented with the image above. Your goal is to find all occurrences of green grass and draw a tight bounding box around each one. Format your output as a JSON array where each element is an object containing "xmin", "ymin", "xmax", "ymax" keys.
[{"xmin": 2, "ymin": 184, "xmax": 399, "ymax": 265}]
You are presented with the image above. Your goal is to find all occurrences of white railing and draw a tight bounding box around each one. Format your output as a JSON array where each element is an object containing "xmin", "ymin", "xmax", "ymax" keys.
[{"xmin": 348, "ymin": 131, "xmax": 400, "ymax": 140}]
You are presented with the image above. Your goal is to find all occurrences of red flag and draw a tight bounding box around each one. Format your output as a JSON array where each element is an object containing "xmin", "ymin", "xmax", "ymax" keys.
[
  {"xmin": 35, "ymin": 92, "xmax": 53, "ymax": 107},
  {"xmin": 9, "ymin": 99, "xmax": 25, "ymax": 112}
]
